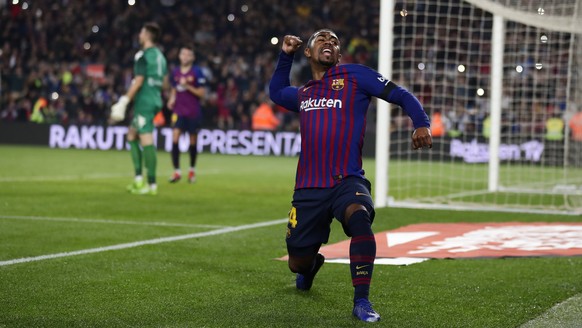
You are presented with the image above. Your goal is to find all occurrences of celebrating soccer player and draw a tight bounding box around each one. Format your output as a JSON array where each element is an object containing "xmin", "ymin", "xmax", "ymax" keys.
[
  {"xmin": 110, "ymin": 22, "xmax": 168, "ymax": 195},
  {"xmin": 166, "ymin": 44, "xmax": 207, "ymax": 183},
  {"xmin": 269, "ymin": 30, "xmax": 432, "ymax": 322}
]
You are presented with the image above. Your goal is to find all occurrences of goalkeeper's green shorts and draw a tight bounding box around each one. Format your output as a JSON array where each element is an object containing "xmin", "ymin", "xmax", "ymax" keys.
[{"xmin": 131, "ymin": 107, "xmax": 159, "ymax": 134}]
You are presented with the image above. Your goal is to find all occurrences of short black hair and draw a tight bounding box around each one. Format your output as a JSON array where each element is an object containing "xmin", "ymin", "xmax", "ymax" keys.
[
  {"xmin": 307, "ymin": 29, "xmax": 339, "ymax": 48},
  {"xmin": 143, "ymin": 22, "xmax": 161, "ymax": 43},
  {"xmin": 181, "ymin": 43, "xmax": 195, "ymax": 53}
]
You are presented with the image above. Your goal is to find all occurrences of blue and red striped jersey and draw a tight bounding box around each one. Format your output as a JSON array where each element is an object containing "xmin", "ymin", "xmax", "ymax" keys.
[
  {"xmin": 170, "ymin": 65, "xmax": 207, "ymax": 119},
  {"xmin": 270, "ymin": 51, "xmax": 429, "ymax": 190}
]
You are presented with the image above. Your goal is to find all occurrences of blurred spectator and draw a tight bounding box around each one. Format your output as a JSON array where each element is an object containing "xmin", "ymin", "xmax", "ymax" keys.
[
  {"xmin": 430, "ymin": 110, "xmax": 445, "ymax": 137},
  {"xmin": 29, "ymin": 97, "xmax": 47, "ymax": 123},
  {"xmin": 0, "ymin": 0, "xmax": 383, "ymax": 129},
  {"xmin": 443, "ymin": 100, "xmax": 468, "ymax": 138},
  {"xmin": 545, "ymin": 114, "xmax": 564, "ymax": 141},
  {"xmin": 1, "ymin": 0, "xmax": 574, "ymax": 136},
  {"xmin": 252, "ymin": 93, "xmax": 280, "ymax": 131},
  {"xmin": 215, "ymin": 80, "xmax": 234, "ymax": 130},
  {"xmin": 569, "ymin": 111, "xmax": 582, "ymax": 142},
  {"xmin": 7, "ymin": 66, "xmax": 25, "ymax": 99},
  {"xmin": 569, "ymin": 111, "xmax": 582, "ymax": 166},
  {"xmin": 0, "ymin": 99, "xmax": 18, "ymax": 122}
]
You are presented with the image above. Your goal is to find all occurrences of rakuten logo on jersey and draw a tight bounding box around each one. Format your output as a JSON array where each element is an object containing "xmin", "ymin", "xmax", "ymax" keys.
[{"xmin": 300, "ymin": 97, "xmax": 342, "ymax": 112}]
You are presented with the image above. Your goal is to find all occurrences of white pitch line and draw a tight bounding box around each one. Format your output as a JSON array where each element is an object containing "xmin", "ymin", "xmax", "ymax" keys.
[
  {"xmin": 0, "ymin": 215, "xmax": 228, "ymax": 229},
  {"xmin": 0, "ymin": 218, "xmax": 288, "ymax": 267},
  {"xmin": 520, "ymin": 293, "xmax": 582, "ymax": 327}
]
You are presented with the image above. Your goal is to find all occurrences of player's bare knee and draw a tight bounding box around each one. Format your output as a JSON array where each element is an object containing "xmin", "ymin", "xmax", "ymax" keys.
[
  {"xmin": 288, "ymin": 260, "xmax": 304, "ymax": 273},
  {"xmin": 172, "ymin": 129, "xmax": 181, "ymax": 142},
  {"xmin": 288, "ymin": 256, "xmax": 313, "ymax": 273},
  {"xmin": 344, "ymin": 203, "xmax": 368, "ymax": 225},
  {"xmin": 127, "ymin": 129, "xmax": 138, "ymax": 142},
  {"xmin": 288, "ymin": 261, "xmax": 300, "ymax": 273},
  {"xmin": 345, "ymin": 208, "xmax": 373, "ymax": 238}
]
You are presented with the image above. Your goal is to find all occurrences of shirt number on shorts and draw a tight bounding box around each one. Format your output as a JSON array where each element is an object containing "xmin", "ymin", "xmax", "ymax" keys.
[{"xmin": 288, "ymin": 207, "xmax": 298, "ymax": 228}]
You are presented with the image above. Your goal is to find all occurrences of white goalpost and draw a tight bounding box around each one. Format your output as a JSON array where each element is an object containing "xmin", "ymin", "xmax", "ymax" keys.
[{"xmin": 375, "ymin": 0, "xmax": 582, "ymax": 214}]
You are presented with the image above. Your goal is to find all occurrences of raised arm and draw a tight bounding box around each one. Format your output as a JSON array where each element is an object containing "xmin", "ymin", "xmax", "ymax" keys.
[{"xmin": 269, "ymin": 35, "xmax": 303, "ymax": 112}]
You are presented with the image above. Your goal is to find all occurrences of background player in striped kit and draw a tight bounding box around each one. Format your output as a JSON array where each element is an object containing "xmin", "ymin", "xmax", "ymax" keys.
[
  {"xmin": 167, "ymin": 44, "xmax": 207, "ymax": 183},
  {"xmin": 269, "ymin": 29, "xmax": 432, "ymax": 322}
]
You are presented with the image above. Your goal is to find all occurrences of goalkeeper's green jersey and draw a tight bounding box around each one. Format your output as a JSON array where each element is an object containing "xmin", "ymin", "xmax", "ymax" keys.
[{"xmin": 133, "ymin": 46, "xmax": 167, "ymax": 112}]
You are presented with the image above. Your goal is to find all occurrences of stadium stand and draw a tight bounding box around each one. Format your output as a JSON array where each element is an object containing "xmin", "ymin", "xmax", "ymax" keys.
[{"xmin": 0, "ymin": 1, "xmax": 380, "ymax": 129}]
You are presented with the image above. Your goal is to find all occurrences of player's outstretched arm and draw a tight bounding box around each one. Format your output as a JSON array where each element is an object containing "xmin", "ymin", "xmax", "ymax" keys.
[
  {"xmin": 386, "ymin": 85, "xmax": 432, "ymax": 149},
  {"xmin": 352, "ymin": 65, "xmax": 432, "ymax": 149}
]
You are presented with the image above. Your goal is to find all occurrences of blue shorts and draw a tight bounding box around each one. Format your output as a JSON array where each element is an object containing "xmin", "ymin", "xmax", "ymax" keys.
[
  {"xmin": 286, "ymin": 176, "xmax": 375, "ymax": 256},
  {"xmin": 173, "ymin": 116, "xmax": 202, "ymax": 134}
]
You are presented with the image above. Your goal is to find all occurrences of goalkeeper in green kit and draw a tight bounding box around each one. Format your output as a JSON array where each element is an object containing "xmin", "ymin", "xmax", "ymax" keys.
[{"xmin": 110, "ymin": 22, "xmax": 168, "ymax": 195}]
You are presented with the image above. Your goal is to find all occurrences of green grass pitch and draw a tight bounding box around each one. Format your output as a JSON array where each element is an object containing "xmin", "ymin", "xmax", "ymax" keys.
[{"xmin": 1, "ymin": 145, "xmax": 581, "ymax": 327}]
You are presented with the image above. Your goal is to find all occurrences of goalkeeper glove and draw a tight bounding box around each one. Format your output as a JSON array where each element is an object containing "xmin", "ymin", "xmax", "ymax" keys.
[{"xmin": 110, "ymin": 95, "xmax": 129, "ymax": 122}]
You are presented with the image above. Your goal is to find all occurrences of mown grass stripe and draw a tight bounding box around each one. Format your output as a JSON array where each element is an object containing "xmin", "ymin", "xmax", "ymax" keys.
[{"xmin": 0, "ymin": 218, "xmax": 287, "ymax": 267}]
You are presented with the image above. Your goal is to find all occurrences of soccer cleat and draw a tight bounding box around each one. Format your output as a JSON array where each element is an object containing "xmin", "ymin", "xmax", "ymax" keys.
[
  {"xmin": 296, "ymin": 253, "xmax": 325, "ymax": 291},
  {"xmin": 188, "ymin": 170, "xmax": 196, "ymax": 183},
  {"xmin": 126, "ymin": 180, "xmax": 144, "ymax": 192},
  {"xmin": 168, "ymin": 172, "xmax": 181, "ymax": 183},
  {"xmin": 131, "ymin": 185, "xmax": 157, "ymax": 196},
  {"xmin": 352, "ymin": 298, "xmax": 381, "ymax": 322}
]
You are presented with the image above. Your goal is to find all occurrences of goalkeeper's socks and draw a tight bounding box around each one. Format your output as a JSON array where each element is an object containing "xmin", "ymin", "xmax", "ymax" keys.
[
  {"xmin": 129, "ymin": 140, "xmax": 143, "ymax": 176},
  {"xmin": 347, "ymin": 210, "xmax": 376, "ymax": 302},
  {"xmin": 143, "ymin": 145, "xmax": 157, "ymax": 185}
]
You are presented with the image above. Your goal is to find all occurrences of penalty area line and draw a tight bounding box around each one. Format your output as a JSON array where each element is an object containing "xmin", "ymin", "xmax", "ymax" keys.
[
  {"xmin": 0, "ymin": 218, "xmax": 287, "ymax": 267},
  {"xmin": 520, "ymin": 293, "xmax": 582, "ymax": 328}
]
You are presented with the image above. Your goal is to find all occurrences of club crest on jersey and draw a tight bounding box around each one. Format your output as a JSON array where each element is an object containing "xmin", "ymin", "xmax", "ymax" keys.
[{"xmin": 331, "ymin": 78, "xmax": 344, "ymax": 90}]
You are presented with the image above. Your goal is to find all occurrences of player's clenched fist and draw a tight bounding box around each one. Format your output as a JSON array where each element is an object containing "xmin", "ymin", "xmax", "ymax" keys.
[
  {"xmin": 412, "ymin": 127, "xmax": 433, "ymax": 150},
  {"xmin": 282, "ymin": 35, "xmax": 303, "ymax": 54}
]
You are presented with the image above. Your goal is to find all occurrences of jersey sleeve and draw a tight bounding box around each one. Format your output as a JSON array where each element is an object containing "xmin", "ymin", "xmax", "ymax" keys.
[
  {"xmin": 269, "ymin": 51, "xmax": 299, "ymax": 112},
  {"xmin": 134, "ymin": 53, "xmax": 147, "ymax": 77},
  {"xmin": 351, "ymin": 64, "xmax": 391, "ymax": 98},
  {"xmin": 352, "ymin": 64, "xmax": 430, "ymax": 129},
  {"xmin": 194, "ymin": 67, "xmax": 208, "ymax": 87}
]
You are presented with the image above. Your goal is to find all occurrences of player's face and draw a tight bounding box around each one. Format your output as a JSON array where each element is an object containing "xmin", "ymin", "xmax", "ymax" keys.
[
  {"xmin": 307, "ymin": 31, "xmax": 341, "ymax": 67},
  {"xmin": 138, "ymin": 27, "xmax": 148, "ymax": 47},
  {"xmin": 179, "ymin": 48, "xmax": 194, "ymax": 66}
]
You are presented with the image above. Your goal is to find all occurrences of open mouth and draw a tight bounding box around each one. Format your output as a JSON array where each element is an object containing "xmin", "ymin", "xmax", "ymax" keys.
[{"xmin": 322, "ymin": 48, "xmax": 333, "ymax": 55}]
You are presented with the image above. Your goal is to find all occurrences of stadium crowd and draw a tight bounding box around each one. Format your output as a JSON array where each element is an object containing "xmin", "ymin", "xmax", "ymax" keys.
[
  {"xmin": 0, "ymin": 0, "xmax": 575, "ymax": 139},
  {"xmin": 0, "ymin": 0, "xmax": 380, "ymax": 130}
]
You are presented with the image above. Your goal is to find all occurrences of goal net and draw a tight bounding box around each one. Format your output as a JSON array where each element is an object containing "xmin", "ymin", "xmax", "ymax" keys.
[{"xmin": 376, "ymin": 0, "xmax": 582, "ymax": 214}]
